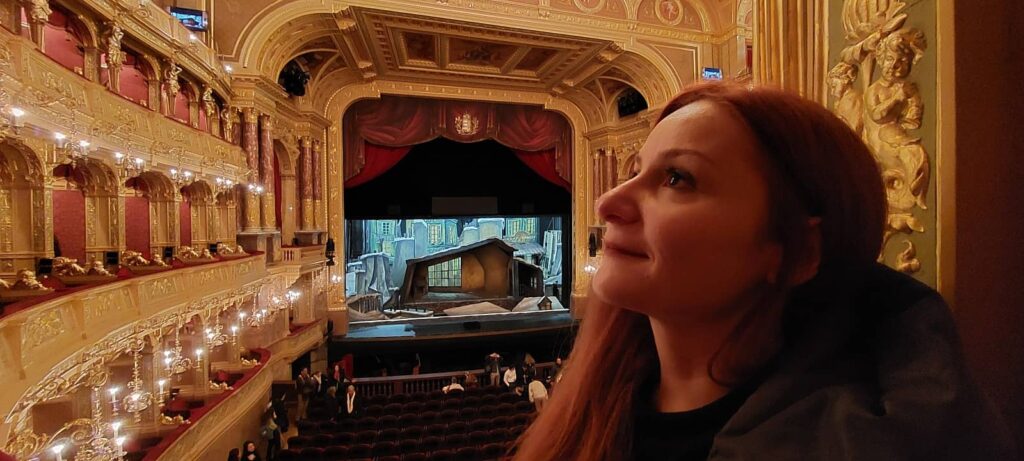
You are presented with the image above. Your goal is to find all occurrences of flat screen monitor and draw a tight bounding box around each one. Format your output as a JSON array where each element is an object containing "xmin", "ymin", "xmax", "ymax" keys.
[
  {"xmin": 170, "ymin": 7, "xmax": 208, "ymax": 31},
  {"xmin": 702, "ymin": 67, "xmax": 724, "ymax": 80}
]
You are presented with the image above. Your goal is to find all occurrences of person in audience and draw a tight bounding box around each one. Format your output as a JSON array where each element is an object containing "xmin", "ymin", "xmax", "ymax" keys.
[
  {"xmin": 296, "ymin": 368, "xmax": 314, "ymax": 420},
  {"xmin": 463, "ymin": 371, "xmax": 479, "ymax": 388},
  {"xmin": 164, "ymin": 389, "xmax": 191, "ymax": 420},
  {"xmin": 270, "ymin": 393, "xmax": 289, "ymax": 433},
  {"xmin": 241, "ymin": 440, "xmax": 260, "ymax": 461},
  {"xmin": 226, "ymin": 448, "xmax": 240, "ymax": 461},
  {"xmin": 443, "ymin": 376, "xmax": 464, "ymax": 394},
  {"xmin": 548, "ymin": 357, "xmax": 562, "ymax": 384},
  {"xmin": 512, "ymin": 82, "xmax": 1015, "ymax": 461},
  {"xmin": 259, "ymin": 410, "xmax": 280, "ymax": 461},
  {"xmin": 528, "ymin": 378, "xmax": 549, "ymax": 411},
  {"xmin": 325, "ymin": 386, "xmax": 339, "ymax": 420},
  {"xmin": 341, "ymin": 385, "xmax": 360, "ymax": 418},
  {"xmin": 503, "ymin": 365, "xmax": 517, "ymax": 390},
  {"xmin": 312, "ymin": 371, "xmax": 325, "ymax": 395},
  {"xmin": 485, "ymin": 352, "xmax": 502, "ymax": 386}
]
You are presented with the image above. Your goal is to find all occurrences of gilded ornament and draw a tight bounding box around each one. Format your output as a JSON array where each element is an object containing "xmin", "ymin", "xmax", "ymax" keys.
[
  {"xmin": 829, "ymin": 0, "xmax": 928, "ymax": 274},
  {"xmin": 12, "ymin": 269, "xmax": 47, "ymax": 290},
  {"xmin": 453, "ymin": 112, "xmax": 480, "ymax": 136}
]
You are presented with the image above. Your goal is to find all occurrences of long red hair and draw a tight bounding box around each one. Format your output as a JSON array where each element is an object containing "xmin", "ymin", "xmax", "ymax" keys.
[{"xmin": 513, "ymin": 82, "xmax": 886, "ymax": 461}]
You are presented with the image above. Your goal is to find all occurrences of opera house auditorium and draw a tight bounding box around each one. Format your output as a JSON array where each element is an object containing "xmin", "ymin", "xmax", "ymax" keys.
[{"xmin": 0, "ymin": 0, "xmax": 1020, "ymax": 459}]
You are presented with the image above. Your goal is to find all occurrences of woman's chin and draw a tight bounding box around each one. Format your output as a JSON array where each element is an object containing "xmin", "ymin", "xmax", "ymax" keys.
[{"xmin": 592, "ymin": 268, "xmax": 644, "ymax": 309}]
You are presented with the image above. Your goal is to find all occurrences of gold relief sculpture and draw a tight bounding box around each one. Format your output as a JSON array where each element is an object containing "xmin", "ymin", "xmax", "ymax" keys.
[
  {"xmin": 24, "ymin": 309, "xmax": 65, "ymax": 349},
  {"xmin": 3, "ymin": 428, "xmax": 46, "ymax": 461},
  {"xmin": 0, "ymin": 189, "xmax": 11, "ymax": 253},
  {"xmin": 53, "ymin": 257, "xmax": 89, "ymax": 276},
  {"xmin": 12, "ymin": 269, "xmax": 48, "ymax": 290},
  {"xmin": 829, "ymin": 0, "xmax": 929, "ymax": 273},
  {"xmin": 104, "ymin": 23, "xmax": 124, "ymax": 92}
]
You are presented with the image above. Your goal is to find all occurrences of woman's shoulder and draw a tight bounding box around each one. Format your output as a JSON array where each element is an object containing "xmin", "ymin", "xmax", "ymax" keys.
[{"xmin": 711, "ymin": 264, "xmax": 1015, "ymax": 460}]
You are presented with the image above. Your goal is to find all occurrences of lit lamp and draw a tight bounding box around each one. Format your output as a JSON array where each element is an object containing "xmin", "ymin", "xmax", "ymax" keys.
[
  {"xmin": 1, "ymin": 106, "xmax": 25, "ymax": 138},
  {"xmin": 111, "ymin": 421, "xmax": 122, "ymax": 439},
  {"xmin": 113, "ymin": 151, "xmax": 145, "ymax": 179},
  {"xmin": 247, "ymin": 183, "xmax": 265, "ymax": 195},
  {"xmin": 214, "ymin": 177, "xmax": 235, "ymax": 194},
  {"xmin": 50, "ymin": 443, "xmax": 65, "ymax": 461},
  {"xmin": 115, "ymin": 436, "xmax": 126, "ymax": 460},
  {"xmin": 108, "ymin": 387, "xmax": 121, "ymax": 417},
  {"xmin": 169, "ymin": 168, "xmax": 194, "ymax": 187},
  {"xmin": 158, "ymin": 379, "xmax": 167, "ymax": 400}
]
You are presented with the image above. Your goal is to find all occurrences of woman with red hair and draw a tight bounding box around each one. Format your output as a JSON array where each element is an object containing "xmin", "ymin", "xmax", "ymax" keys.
[{"xmin": 513, "ymin": 82, "xmax": 1013, "ymax": 460}]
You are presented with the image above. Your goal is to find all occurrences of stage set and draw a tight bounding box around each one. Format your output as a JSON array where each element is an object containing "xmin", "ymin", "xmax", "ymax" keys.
[{"xmin": 340, "ymin": 96, "xmax": 578, "ymax": 336}]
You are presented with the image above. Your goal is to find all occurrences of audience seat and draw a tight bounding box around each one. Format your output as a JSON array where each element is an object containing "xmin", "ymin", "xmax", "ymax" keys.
[
  {"xmin": 424, "ymin": 400, "xmax": 442, "ymax": 412},
  {"xmin": 287, "ymin": 435, "xmax": 309, "ymax": 449},
  {"xmin": 419, "ymin": 435, "xmax": 442, "ymax": 453},
  {"xmin": 481, "ymin": 443, "xmax": 505, "ymax": 459},
  {"xmin": 513, "ymin": 401, "xmax": 533, "ymax": 413},
  {"xmin": 402, "ymin": 453, "xmax": 428, "ymax": 461},
  {"xmin": 409, "ymin": 392, "xmax": 428, "ymax": 402},
  {"xmin": 423, "ymin": 423, "xmax": 445, "ymax": 438},
  {"xmin": 277, "ymin": 448, "xmax": 300, "ymax": 461},
  {"xmin": 460, "ymin": 407, "xmax": 478, "ymax": 421},
  {"xmin": 299, "ymin": 447, "xmax": 323, "ymax": 460},
  {"xmin": 398, "ymin": 414, "xmax": 419, "ymax": 429},
  {"xmin": 321, "ymin": 445, "xmax": 347, "ymax": 460},
  {"xmin": 496, "ymin": 403, "xmax": 515, "ymax": 415},
  {"xmin": 354, "ymin": 429, "xmax": 377, "ymax": 445},
  {"xmin": 403, "ymin": 402, "xmax": 424, "ymax": 414},
  {"xmin": 346, "ymin": 443, "xmax": 372, "ymax": 459},
  {"xmin": 312, "ymin": 433, "xmax": 332, "ymax": 447},
  {"xmin": 445, "ymin": 433, "xmax": 467, "ymax": 448},
  {"xmin": 365, "ymin": 404, "xmax": 384, "ymax": 417},
  {"xmin": 399, "ymin": 426, "xmax": 423, "ymax": 440},
  {"xmin": 481, "ymin": 395, "xmax": 498, "ymax": 406},
  {"xmin": 367, "ymin": 395, "xmax": 388, "ymax": 406},
  {"xmin": 445, "ymin": 421, "xmax": 467, "ymax": 436},
  {"xmin": 384, "ymin": 403, "xmax": 403, "ymax": 415},
  {"xmin": 398, "ymin": 438, "xmax": 419, "ymax": 454},
  {"xmin": 428, "ymin": 449, "xmax": 454, "ymax": 461},
  {"xmin": 439, "ymin": 409, "xmax": 459, "ymax": 421},
  {"xmin": 511, "ymin": 414, "xmax": 530, "ymax": 426},
  {"xmin": 331, "ymin": 432, "xmax": 354, "ymax": 445},
  {"xmin": 380, "ymin": 415, "xmax": 399, "ymax": 430},
  {"xmin": 390, "ymin": 393, "xmax": 409, "ymax": 404},
  {"xmin": 355, "ymin": 416, "xmax": 378, "ymax": 431},
  {"xmin": 469, "ymin": 417, "xmax": 492, "ymax": 431},
  {"xmin": 467, "ymin": 430, "xmax": 489, "ymax": 446},
  {"xmin": 453, "ymin": 446, "xmax": 480, "ymax": 461},
  {"xmin": 372, "ymin": 441, "xmax": 398, "ymax": 457},
  {"xmin": 380, "ymin": 428, "xmax": 400, "ymax": 442}
]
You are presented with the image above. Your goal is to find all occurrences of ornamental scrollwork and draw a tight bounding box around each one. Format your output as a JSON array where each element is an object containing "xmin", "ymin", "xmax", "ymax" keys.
[{"xmin": 828, "ymin": 0, "xmax": 929, "ymax": 274}]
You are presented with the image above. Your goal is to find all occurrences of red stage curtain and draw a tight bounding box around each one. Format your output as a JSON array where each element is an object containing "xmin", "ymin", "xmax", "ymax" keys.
[
  {"xmin": 344, "ymin": 97, "xmax": 572, "ymax": 190},
  {"xmin": 514, "ymin": 148, "xmax": 571, "ymax": 191},
  {"xmin": 345, "ymin": 143, "xmax": 413, "ymax": 189}
]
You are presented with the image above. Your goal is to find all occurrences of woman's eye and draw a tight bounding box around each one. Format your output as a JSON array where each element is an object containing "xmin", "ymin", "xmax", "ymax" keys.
[{"xmin": 664, "ymin": 168, "xmax": 695, "ymax": 188}]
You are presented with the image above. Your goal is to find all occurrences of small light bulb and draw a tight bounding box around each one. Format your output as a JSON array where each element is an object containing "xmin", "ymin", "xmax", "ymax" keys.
[
  {"xmin": 224, "ymin": 64, "xmax": 233, "ymax": 73},
  {"xmin": 111, "ymin": 421, "xmax": 122, "ymax": 432},
  {"xmin": 114, "ymin": 152, "xmax": 124, "ymax": 160},
  {"xmin": 51, "ymin": 444, "xmax": 65, "ymax": 455},
  {"xmin": 134, "ymin": 158, "xmax": 144, "ymax": 166},
  {"xmin": 54, "ymin": 132, "xmax": 66, "ymax": 140},
  {"xmin": 189, "ymin": 33, "xmax": 198, "ymax": 42},
  {"xmin": 10, "ymin": 107, "xmax": 25, "ymax": 117},
  {"xmin": 78, "ymin": 140, "xmax": 89, "ymax": 148}
]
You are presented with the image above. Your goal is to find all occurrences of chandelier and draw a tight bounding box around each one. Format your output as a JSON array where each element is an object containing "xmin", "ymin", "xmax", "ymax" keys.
[
  {"xmin": 169, "ymin": 167, "xmax": 195, "ymax": 188},
  {"xmin": 0, "ymin": 104, "xmax": 25, "ymax": 139},
  {"xmin": 214, "ymin": 177, "xmax": 236, "ymax": 194},
  {"xmin": 113, "ymin": 151, "xmax": 146, "ymax": 179},
  {"xmin": 247, "ymin": 183, "xmax": 265, "ymax": 195},
  {"xmin": 163, "ymin": 323, "xmax": 194, "ymax": 375},
  {"xmin": 122, "ymin": 339, "xmax": 153, "ymax": 423},
  {"xmin": 47, "ymin": 377, "xmax": 128, "ymax": 461},
  {"xmin": 55, "ymin": 132, "xmax": 92, "ymax": 167},
  {"xmin": 205, "ymin": 314, "xmax": 228, "ymax": 348}
]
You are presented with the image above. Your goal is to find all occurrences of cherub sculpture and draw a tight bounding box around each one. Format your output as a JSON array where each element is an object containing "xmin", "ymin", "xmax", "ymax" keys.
[
  {"xmin": 53, "ymin": 257, "xmax": 88, "ymax": 276},
  {"xmin": 12, "ymin": 270, "xmax": 47, "ymax": 290},
  {"xmin": 88, "ymin": 260, "xmax": 114, "ymax": 276}
]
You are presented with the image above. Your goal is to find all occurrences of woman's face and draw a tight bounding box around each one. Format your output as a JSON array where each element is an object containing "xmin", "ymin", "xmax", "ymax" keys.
[
  {"xmin": 594, "ymin": 100, "xmax": 780, "ymax": 322},
  {"xmin": 246, "ymin": 442, "xmax": 256, "ymax": 452}
]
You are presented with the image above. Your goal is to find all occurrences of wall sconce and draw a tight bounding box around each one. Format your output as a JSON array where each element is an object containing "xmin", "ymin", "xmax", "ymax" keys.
[
  {"xmin": 1, "ymin": 106, "xmax": 25, "ymax": 139},
  {"xmin": 169, "ymin": 168, "xmax": 195, "ymax": 187},
  {"xmin": 113, "ymin": 151, "xmax": 146, "ymax": 179},
  {"xmin": 247, "ymin": 183, "xmax": 265, "ymax": 195},
  {"xmin": 214, "ymin": 177, "xmax": 235, "ymax": 194}
]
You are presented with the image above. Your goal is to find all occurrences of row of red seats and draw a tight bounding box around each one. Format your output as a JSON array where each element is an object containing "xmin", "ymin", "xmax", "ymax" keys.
[
  {"xmin": 290, "ymin": 424, "xmax": 527, "ymax": 450},
  {"xmin": 277, "ymin": 440, "xmax": 512, "ymax": 461},
  {"xmin": 302, "ymin": 401, "xmax": 533, "ymax": 430}
]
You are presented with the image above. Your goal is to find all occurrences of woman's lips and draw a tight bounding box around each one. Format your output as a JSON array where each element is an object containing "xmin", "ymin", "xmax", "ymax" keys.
[{"xmin": 603, "ymin": 241, "xmax": 648, "ymax": 258}]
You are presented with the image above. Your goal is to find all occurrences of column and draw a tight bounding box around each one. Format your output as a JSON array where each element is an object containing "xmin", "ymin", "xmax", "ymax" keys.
[
  {"xmin": 300, "ymin": 137, "xmax": 314, "ymax": 231},
  {"xmin": 23, "ymin": 0, "xmax": 50, "ymax": 50},
  {"xmin": 259, "ymin": 114, "xmax": 277, "ymax": 230},
  {"xmin": 592, "ymin": 149, "xmax": 604, "ymax": 225},
  {"xmin": 602, "ymin": 148, "xmax": 617, "ymax": 196},
  {"xmin": 753, "ymin": 0, "xmax": 828, "ymax": 104},
  {"xmin": 241, "ymin": 108, "xmax": 261, "ymax": 232},
  {"xmin": 104, "ymin": 23, "xmax": 124, "ymax": 93},
  {"xmin": 83, "ymin": 45, "xmax": 100, "ymax": 82},
  {"xmin": 312, "ymin": 139, "xmax": 323, "ymax": 231}
]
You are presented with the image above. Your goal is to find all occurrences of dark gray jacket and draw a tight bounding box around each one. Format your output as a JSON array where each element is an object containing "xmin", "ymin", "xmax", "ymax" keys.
[{"xmin": 711, "ymin": 265, "xmax": 1015, "ymax": 460}]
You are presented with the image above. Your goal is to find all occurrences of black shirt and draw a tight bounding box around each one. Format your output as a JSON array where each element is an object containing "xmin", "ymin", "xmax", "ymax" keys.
[{"xmin": 631, "ymin": 383, "xmax": 757, "ymax": 461}]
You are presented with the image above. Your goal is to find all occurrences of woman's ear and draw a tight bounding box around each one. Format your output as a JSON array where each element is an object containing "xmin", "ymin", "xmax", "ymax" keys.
[{"xmin": 787, "ymin": 217, "xmax": 822, "ymax": 287}]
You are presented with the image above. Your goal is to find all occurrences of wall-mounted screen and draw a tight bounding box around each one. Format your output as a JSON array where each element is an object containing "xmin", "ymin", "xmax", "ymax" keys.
[
  {"xmin": 170, "ymin": 7, "xmax": 207, "ymax": 31},
  {"xmin": 702, "ymin": 67, "xmax": 724, "ymax": 80}
]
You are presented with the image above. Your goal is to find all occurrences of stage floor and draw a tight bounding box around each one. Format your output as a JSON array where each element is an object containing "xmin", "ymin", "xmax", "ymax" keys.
[{"xmin": 342, "ymin": 310, "xmax": 574, "ymax": 341}]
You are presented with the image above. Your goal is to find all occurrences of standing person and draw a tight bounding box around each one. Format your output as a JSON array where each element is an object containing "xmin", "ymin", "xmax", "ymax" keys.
[
  {"xmin": 312, "ymin": 371, "xmax": 325, "ymax": 395},
  {"xmin": 270, "ymin": 393, "xmax": 289, "ymax": 434},
  {"xmin": 503, "ymin": 366, "xmax": 517, "ymax": 391},
  {"xmin": 259, "ymin": 411, "xmax": 280, "ymax": 461},
  {"xmin": 528, "ymin": 379, "xmax": 549, "ymax": 411},
  {"xmin": 548, "ymin": 357, "xmax": 562, "ymax": 385},
  {"xmin": 443, "ymin": 377, "xmax": 464, "ymax": 394},
  {"xmin": 325, "ymin": 386, "xmax": 339, "ymax": 420},
  {"xmin": 240, "ymin": 440, "xmax": 260, "ymax": 461},
  {"xmin": 463, "ymin": 371, "xmax": 479, "ymax": 389},
  {"xmin": 296, "ymin": 368, "xmax": 313, "ymax": 421},
  {"xmin": 226, "ymin": 448, "xmax": 240, "ymax": 461},
  {"xmin": 512, "ymin": 82, "xmax": 1014, "ymax": 461},
  {"xmin": 341, "ymin": 385, "xmax": 360, "ymax": 418},
  {"xmin": 485, "ymin": 353, "xmax": 501, "ymax": 387}
]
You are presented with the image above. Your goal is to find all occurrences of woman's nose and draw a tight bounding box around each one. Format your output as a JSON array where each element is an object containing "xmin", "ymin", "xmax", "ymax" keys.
[{"xmin": 596, "ymin": 182, "xmax": 640, "ymax": 224}]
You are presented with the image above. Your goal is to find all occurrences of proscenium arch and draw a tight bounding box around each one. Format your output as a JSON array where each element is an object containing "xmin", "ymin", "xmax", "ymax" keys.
[
  {"xmin": 321, "ymin": 81, "xmax": 595, "ymax": 304},
  {"xmin": 231, "ymin": 1, "xmax": 688, "ymax": 96}
]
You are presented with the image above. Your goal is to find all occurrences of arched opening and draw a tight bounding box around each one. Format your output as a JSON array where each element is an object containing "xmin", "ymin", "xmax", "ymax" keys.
[
  {"xmin": 39, "ymin": 5, "xmax": 89, "ymax": 76},
  {"xmin": 0, "ymin": 140, "xmax": 47, "ymax": 278},
  {"xmin": 172, "ymin": 79, "xmax": 193, "ymax": 125},
  {"xmin": 126, "ymin": 171, "xmax": 177, "ymax": 259},
  {"xmin": 180, "ymin": 180, "xmax": 214, "ymax": 249},
  {"xmin": 52, "ymin": 159, "xmax": 119, "ymax": 265},
  {"xmin": 213, "ymin": 188, "xmax": 239, "ymax": 245},
  {"xmin": 616, "ymin": 87, "xmax": 649, "ymax": 118},
  {"xmin": 103, "ymin": 47, "xmax": 153, "ymax": 108}
]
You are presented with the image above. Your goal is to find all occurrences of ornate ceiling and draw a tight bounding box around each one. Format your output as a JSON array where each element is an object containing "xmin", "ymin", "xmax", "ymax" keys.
[{"xmin": 217, "ymin": 0, "xmax": 750, "ymax": 125}]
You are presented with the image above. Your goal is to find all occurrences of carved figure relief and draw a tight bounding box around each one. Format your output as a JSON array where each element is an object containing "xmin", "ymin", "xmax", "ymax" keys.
[
  {"xmin": 573, "ymin": 0, "xmax": 606, "ymax": 14},
  {"xmin": 828, "ymin": 0, "xmax": 929, "ymax": 274},
  {"xmin": 104, "ymin": 23, "xmax": 125, "ymax": 92}
]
